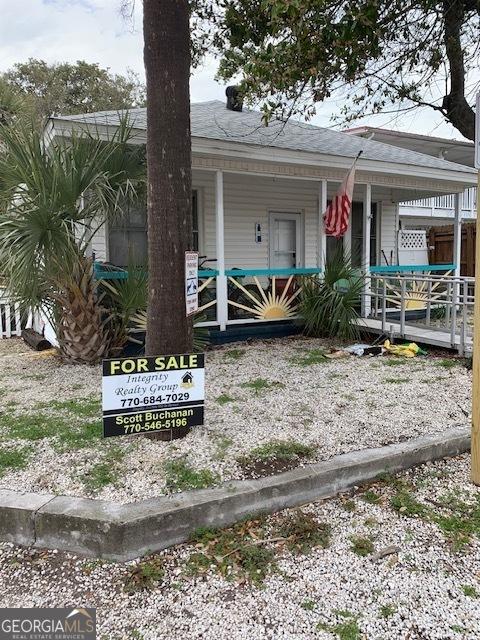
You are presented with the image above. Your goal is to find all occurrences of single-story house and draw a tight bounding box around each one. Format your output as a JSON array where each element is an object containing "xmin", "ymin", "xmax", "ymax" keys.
[{"xmin": 42, "ymin": 96, "xmax": 476, "ymax": 338}]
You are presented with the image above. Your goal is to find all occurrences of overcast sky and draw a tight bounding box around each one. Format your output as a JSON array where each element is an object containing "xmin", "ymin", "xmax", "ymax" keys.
[{"xmin": 0, "ymin": 0, "xmax": 468, "ymax": 140}]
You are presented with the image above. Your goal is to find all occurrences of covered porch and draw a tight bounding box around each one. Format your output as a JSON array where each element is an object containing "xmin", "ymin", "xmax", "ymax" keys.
[{"xmin": 99, "ymin": 165, "xmax": 474, "ymax": 350}]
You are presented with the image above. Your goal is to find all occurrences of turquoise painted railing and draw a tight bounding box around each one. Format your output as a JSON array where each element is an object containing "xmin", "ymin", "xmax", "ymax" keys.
[
  {"xmin": 93, "ymin": 263, "xmax": 218, "ymax": 279},
  {"xmin": 224, "ymin": 267, "xmax": 321, "ymax": 277},
  {"xmin": 370, "ymin": 263, "xmax": 456, "ymax": 273},
  {"xmin": 95, "ymin": 261, "xmax": 454, "ymax": 280}
]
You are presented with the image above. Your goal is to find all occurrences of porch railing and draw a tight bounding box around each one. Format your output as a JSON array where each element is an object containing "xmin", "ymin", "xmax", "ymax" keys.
[
  {"xmin": 368, "ymin": 271, "xmax": 474, "ymax": 355},
  {"xmin": 94, "ymin": 262, "xmax": 473, "ymax": 352},
  {"xmin": 94, "ymin": 263, "xmax": 321, "ymax": 328},
  {"xmin": 399, "ymin": 187, "xmax": 477, "ymax": 216}
]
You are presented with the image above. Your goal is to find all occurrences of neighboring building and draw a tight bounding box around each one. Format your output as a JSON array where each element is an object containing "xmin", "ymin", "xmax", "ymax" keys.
[
  {"xmin": 346, "ymin": 126, "xmax": 476, "ymax": 228},
  {"xmin": 41, "ymin": 98, "xmax": 475, "ymax": 338}
]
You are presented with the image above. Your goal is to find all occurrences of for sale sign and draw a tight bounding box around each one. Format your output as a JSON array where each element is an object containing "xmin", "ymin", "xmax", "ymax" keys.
[
  {"xmin": 102, "ymin": 354, "xmax": 205, "ymax": 437},
  {"xmin": 185, "ymin": 251, "xmax": 199, "ymax": 316}
]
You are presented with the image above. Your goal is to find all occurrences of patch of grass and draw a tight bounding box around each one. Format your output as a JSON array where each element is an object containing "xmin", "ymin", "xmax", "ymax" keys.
[
  {"xmin": 379, "ymin": 604, "xmax": 397, "ymax": 619},
  {"xmin": 383, "ymin": 358, "xmax": 406, "ymax": 366},
  {"xmin": 4, "ymin": 411, "xmax": 102, "ymax": 451},
  {"xmin": 301, "ymin": 599, "xmax": 317, "ymax": 611},
  {"xmin": 451, "ymin": 625, "xmax": 468, "ymax": 634},
  {"xmin": 215, "ymin": 393, "xmax": 236, "ymax": 405},
  {"xmin": 186, "ymin": 518, "xmax": 276, "ymax": 586},
  {"xmin": 388, "ymin": 482, "xmax": 480, "ymax": 551},
  {"xmin": 434, "ymin": 358, "xmax": 468, "ymax": 369},
  {"xmin": 0, "ymin": 446, "xmax": 30, "ymax": 476},
  {"xmin": 5, "ymin": 412, "xmax": 60, "ymax": 441},
  {"xmin": 240, "ymin": 378, "xmax": 285, "ymax": 394},
  {"xmin": 82, "ymin": 461, "xmax": 119, "ymax": 493},
  {"xmin": 124, "ymin": 556, "xmax": 164, "ymax": 593},
  {"xmin": 350, "ymin": 535, "xmax": 374, "ymax": 557},
  {"xmin": 384, "ymin": 377, "xmax": 410, "ymax": 384},
  {"xmin": 40, "ymin": 396, "xmax": 101, "ymax": 418},
  {"xmin": 461, "ymin": 584, "xmax": 478, "ymax": 598},
  {"xmin": 223, "ymin": 348, "xmax": 246, "ymax": 361},
  {"xmin": 289, "ymin": 349, "xmax": 327, "ymax": 366},
  {"xmin": 239, "ymin": 439, "xmax": 316, "ymax": 466},
  {"xmin": 213, "ymin": 436, "xmax": 234, "ymax": 461},
  {"xmin": 364, "ymin": 517, "xmax": 378, "ymax": 528},
  {"xmin": 317, "ymin": 616, "xmax": 361, "ymax": 640},
  {"xmin": 435, "ymin": 358, "xmax": 461, "ymax": 369},
  {"xmin": 361, "ymin": 490, "xmax": 381, "ymax": 505},
  {"xmin": 341, "ymin": 499, "xmax": 356, "ymax": 512},
  {"xmin": 277, "ymin": 511, "xmax": 331, "ymax": 554},
  {"xmin": 24, "ymin": 373, "xmax": 47, "ymax": 381},
  {"xmin": 390, "ymin": 489, "xmax": 427, "ymax": 518},
  {"xmin": 54, "ymin": 420, "xmax": 103, "ymax": 452},
  {"xmin": 164, "ymin": 457, "xmax": 219, "ymax": 492}
]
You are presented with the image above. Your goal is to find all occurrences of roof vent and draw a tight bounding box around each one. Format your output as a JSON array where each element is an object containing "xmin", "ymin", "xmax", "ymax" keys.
[{"xmin": 226, "ymin": 86, "xmax": 243, "ymax": 112}]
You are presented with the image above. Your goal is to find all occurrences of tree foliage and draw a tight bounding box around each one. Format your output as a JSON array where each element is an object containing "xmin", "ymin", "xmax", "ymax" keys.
[
  {"xmin": 0, "ymin": 118, "xmax": 145, "ymax": 362},
  {"xmin": 1, "ymin": 59, "xmax": 146, "ymax": 123},
  {"xmin": 194, "ymin": 0, "xmax": 479, "ymax": 140}
]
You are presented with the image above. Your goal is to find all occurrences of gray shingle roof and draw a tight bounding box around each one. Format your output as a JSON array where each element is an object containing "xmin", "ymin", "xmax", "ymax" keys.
[{"xmin": 55, "ymin": 100, "xmax": 475, "ymax": 174}]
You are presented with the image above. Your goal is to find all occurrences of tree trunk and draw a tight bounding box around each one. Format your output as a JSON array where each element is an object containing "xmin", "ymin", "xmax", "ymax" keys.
[{"xmin": 143, "ymin": 0, "xmax": 193, "ymax": 356}]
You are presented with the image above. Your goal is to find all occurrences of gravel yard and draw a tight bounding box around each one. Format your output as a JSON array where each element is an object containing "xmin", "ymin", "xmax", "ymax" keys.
[
  {"xmin": 2, "ymin": 454, "xmax": 480, "ymax": 639},
  {"xmin": 0, "ymin": 336, "xmax": 471, "ymax": 503}
]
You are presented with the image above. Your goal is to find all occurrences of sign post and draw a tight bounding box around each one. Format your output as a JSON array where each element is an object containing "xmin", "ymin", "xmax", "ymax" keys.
[
  {"xmin": 102, "ymin": 354, "xmax": 205, "ymax": 440},
  {"xmin": 185, "ymin": 251, "xmax": 198, "ymax": 316},
  {"xmin": 472, "ymin": 92, "xmax": 480, "ymax": 484}
]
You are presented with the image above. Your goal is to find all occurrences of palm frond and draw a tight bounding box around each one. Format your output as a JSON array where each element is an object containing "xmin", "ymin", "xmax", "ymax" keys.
[{"xmin": 300, "ymin": 250, "xmax": 364, "ymax": 340}]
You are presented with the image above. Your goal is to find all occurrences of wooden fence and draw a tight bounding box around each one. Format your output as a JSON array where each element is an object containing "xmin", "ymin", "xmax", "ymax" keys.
[
  {"xmin": 428, "ymin": 223, "xmax": 476, "ymax": 277},
  {"xmin": 0, "ymin": 288, "xmax": 22, "ymax": 338}
]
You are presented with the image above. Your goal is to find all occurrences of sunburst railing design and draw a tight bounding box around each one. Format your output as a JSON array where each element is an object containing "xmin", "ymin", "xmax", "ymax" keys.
[
  {"xmin": 224, "ymin": 268, "xmax": 321, "ymax": 320},
  {"xmin": 227, "ymin": 274, "xmax": 303, "ymax": 320},
  {"xmin": 379, "ymin": 270, "xmax": 452, "ymax": 310}
]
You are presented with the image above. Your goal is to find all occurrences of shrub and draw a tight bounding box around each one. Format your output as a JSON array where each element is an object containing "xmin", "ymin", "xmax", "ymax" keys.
[{"xmin": 300, "ymin": 250, "xmax": 364, "ymax": 340}]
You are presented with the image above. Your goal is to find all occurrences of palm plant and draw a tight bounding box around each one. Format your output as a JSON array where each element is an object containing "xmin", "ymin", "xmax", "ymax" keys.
[
  {"xmin": 300, "ymin": 250, "xmax": 365, "ymax": 340},
  {"xmin": 101, "ymin": 267, "xmax": 209, "ymax": 353},
  {"xmin": 0, "ymin": 118, "xmax": 145, "ymax": 363}
]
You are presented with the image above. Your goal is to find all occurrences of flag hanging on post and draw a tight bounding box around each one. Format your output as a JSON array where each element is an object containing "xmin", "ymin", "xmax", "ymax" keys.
[{"xmin": 323, "ymin": 151, "xmax": 362, "ymax": 238}]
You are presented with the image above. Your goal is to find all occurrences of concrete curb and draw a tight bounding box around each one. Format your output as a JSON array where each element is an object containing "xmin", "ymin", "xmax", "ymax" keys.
[{"xmin": 0, "ymin": 426, "xmax": 470, "ymax": 561}]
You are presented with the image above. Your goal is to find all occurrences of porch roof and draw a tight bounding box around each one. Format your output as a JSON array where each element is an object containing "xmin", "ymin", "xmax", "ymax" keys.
[{"xmin": 49, "ymin": 100, "xmax": 476, "ymax": 189}]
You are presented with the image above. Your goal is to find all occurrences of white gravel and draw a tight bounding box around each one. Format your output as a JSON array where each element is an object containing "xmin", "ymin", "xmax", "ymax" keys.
[
  {"xmin": 0, "ymin": 336, "xmax": 471, "ymax": 503},
  {"xmin": 1, "ymin": 454, "xmax": 480, "ymax": 639}
]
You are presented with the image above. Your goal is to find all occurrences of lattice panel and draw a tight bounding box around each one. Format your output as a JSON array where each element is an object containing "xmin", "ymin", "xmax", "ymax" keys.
[
  {"xmin": 397, "ymin": 230, "xmax": 428, "ymax": 266},
  {"xmin": 398, "ymin": 230, "xmax": 427, "ymax": 251}
]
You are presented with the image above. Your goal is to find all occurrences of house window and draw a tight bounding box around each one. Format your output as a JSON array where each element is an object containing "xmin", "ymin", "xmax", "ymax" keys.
[
  {"xmin": 108, "ymin": 202, "xmax": 147, "ymax": 267},
  {"xmin": 108, "ymin": 191, "xmax": 201, "ymax": 267}
]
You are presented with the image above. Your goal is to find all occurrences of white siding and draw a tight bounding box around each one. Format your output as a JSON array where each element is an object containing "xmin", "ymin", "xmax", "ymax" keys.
[
  {"xmin": 379, "ymin": 202, "xmax": 398, "ymax": 265},
  {"xmin": 194, "ymin": 170, "xmax": 319, "ymax": 269},
  {"xmin": 89, "ymin": 170, "xmax": 402, "ymax": 270},
  {"xmin": 91, "ymin": 222, "xmax": 108, "ymax": 261}
]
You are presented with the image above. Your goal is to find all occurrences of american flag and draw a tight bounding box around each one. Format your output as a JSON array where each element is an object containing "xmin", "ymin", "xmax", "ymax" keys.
[{"xmin": 323, "ymin": 153, "xmax": 361, "ymax": 238}]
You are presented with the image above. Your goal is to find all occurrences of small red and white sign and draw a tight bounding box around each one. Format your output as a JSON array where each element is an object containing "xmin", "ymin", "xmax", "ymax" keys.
[{"xmin": 185, "ymin": 251, "xmax": 199, "ymax": 316}]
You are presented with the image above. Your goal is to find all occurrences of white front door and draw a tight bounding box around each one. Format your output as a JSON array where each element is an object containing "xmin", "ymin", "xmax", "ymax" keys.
[{"xmin": 269, "ymin": 212, "xmax": 302, "ymax": 268}]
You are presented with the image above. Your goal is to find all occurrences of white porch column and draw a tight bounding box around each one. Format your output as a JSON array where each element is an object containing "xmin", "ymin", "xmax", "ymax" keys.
[
  {"xmin": 215, "ymin": 170, "xmax": 228, "ymax": 331},
  {"xmin": 453, "ymin": 193, "xmax": 462, "ymax": 277},
  {"xmin": 361, "ymin": 183, "xmax": 372, "ymax": 317},
  {"xmin": 318, "ymin": 180, "xmax": 327, "ymax": 271}
]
